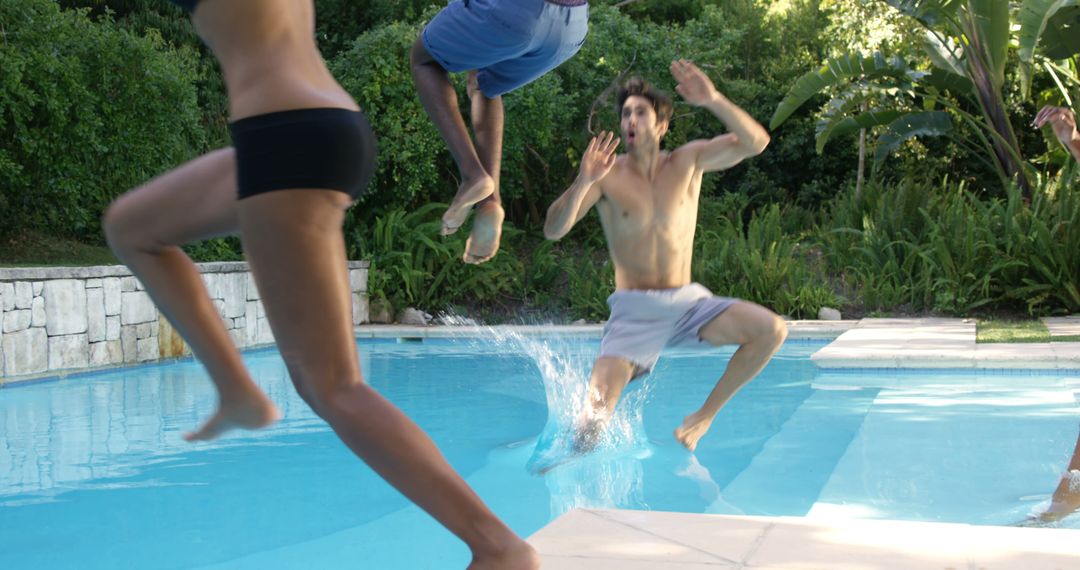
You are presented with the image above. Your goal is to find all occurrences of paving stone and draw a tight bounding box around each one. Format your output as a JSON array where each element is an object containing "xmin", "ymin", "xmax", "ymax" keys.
[
  {"xmin": 49, "ymin": 334, "xmax": 89, "ymax": 370},
  {"xmin": 106, "ymin": 316, "xmax": 121, "ymax": 341},
  {"xmin": 121, "ymin": 291, "xmax": 156, "ymax": 325},
  {"xmin": 104, "ymin": 278, "xmax": 122, "ymax": 316},
  {"xmin": 136, "ymin": 337, "xmax": 158, "ymax": 361},
  {"xmin": 87, "ymin": 288, "xmax": 106, "ymax": 342},
  {"xmin": 2, "ymin": 327, "xmax": 47, "ymax": 376},
  {"xmin": 14, "ymin": 281, "xmax": 33, "ymax": 309},
  {"xmin": 43, "ymin": 280, "xmax": 88, "ymax": 335},
  {"xmin": 30, "ymin": 297, "xmax": 45, "ymax": 327},
  {"xmin": 4, "ymin": 309, "xmax": 31, "ymax": 333},
  {"xmin": 0, "ymin": 283, "xmax": 13, "ymax": 311}
]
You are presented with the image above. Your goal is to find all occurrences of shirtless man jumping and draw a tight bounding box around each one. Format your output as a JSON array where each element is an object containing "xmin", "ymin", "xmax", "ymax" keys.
[{"xmin": 544, "ymin": 60, "xmax": 787, "ymax": 452}]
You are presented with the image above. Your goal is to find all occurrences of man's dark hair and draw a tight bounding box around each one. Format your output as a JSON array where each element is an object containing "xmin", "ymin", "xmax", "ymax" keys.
[{"xmin": 616, "ymin": 76, "xmax": 673, "ymax": 124}]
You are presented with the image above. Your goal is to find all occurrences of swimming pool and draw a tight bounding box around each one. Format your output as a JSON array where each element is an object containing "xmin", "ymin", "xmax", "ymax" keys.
[{"xmin": 1, "ymin": 333, "xmax": 1078, "ymax": 569}]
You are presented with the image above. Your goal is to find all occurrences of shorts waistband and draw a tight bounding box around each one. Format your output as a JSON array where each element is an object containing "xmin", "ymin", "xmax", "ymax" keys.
[
  {"xmin": 546, "ymin": 0, "xmax": 587, "ymax": 5},
  {"xmin": 228, "ymin": 107, "xmax": 363, "ymax": 131}
]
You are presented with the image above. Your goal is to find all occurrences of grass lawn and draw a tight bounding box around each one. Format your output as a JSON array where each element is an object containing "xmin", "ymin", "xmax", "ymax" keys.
[
  {"xmin": 977, "ymin": 319, "xmax": 1080, "ymax": 343},
  {"xmin": 0, "ymin": 231, "xmax": 119, "ymax": 267}
]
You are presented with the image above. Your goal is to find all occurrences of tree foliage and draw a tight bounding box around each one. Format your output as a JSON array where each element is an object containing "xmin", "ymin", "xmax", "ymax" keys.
[{"xmin": 0, "ymin": 0, "xmax": 204, "ymax": 240}]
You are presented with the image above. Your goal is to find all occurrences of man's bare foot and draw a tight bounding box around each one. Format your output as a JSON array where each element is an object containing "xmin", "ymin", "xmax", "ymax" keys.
[
  {"xmin": 442, "ymin": 175, "xmax": 495, "ymax": 236},
  {"xmin": 675, "ymin": 411, "xmax": 714, "ymax": 452},
  {"xmin": 463, "ymin": 201, "xmax": 504, "ymax": 264},
  {"xmin": 467, "ymin": 539, "xmax": 541, "ymax": 570},
  {"xmin": 184, "ymin": 392, "xmax": 281, "ymax": 442}
]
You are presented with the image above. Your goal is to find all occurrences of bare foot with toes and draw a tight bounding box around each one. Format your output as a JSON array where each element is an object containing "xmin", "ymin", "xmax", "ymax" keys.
[
  {"xmin": 184, "ymin": 392, "xmax": 281, "ymax": 442},
  {"xmin": 442, "ymin": 175, "xmax": 495, "ymax": 235},
  {"xmin": 675, "ymin": 411, "xmax": 713, "ymax": 452},
  {"xmin": 463, "ymin": 201, "xmax": 504, "ymax": 264}
]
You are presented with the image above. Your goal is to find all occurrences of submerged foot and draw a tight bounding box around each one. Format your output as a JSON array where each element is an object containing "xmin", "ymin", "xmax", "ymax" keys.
[
  {"xmin": 467, "ymin": 539, "xmax": 541, "ymax": 570},
  {"xmin": 184, "ymin": 393, "xmax": 281, "ymax": 442},
  {"xmin": 463, "ymin": 201, "xmax": 504, "ymax": 264},
  {"xmin": 675, "ymin": 411, "xmax": 714, "ymax": 452},
  {"xmin": 442, "ymin": 175, "xmax": 495, "ymax": 236}
]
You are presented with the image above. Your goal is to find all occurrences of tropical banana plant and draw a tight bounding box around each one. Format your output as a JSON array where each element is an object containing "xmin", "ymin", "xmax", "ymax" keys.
[
  {"xmin": 1018, "ymin": 0, "xmax": 1080, "ymax": 97},
  {"xmin": 772, "ymin": 0, "xmax": 1080, "ymax": 196}
]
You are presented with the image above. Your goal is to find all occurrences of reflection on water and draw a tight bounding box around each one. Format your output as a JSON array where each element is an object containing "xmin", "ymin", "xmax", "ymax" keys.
[{"xmin": 0, "ymin": 351, "xmax": 322, "ymax": 504}]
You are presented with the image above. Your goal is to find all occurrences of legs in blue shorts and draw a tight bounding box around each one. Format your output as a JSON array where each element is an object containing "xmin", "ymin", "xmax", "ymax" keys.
[{"xmin": 410, "ymin": 0, "xmax": 588, "ymax": 264}]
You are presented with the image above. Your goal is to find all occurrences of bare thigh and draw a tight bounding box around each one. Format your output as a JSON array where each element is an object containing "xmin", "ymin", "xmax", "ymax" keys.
[
  {"xmin": 236, "ymin": 189, "xmax": 360, "ymax": 397},
  {"xmin": 105, "ymin": 148, "xmax": 239, "ymax": 248},
  {"xmin": 698, "ymin": 301, "xmax": 780, "ymax": 347}
]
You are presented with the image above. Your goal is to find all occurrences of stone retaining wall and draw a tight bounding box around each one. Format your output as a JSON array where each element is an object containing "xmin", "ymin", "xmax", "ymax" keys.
[{"xmin": 0, "ymin": 262, "xmax": 369, "ymax": 381}]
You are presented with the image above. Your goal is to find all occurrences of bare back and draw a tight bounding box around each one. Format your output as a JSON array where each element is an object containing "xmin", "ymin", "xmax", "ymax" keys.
[
  {"xmin": 192, "ymin": 0, "xmax": 357, "ymax": 119},
  {"xmin": 595, "ymin": 147, "xmax": 703, "ymax": 290}
]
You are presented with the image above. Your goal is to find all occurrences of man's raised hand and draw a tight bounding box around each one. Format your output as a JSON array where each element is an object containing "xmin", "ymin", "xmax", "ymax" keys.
[
  {"xmin": 580, "ymin": 130, "xmax": 620, "ymax": 183},
  {"xmin": 671, "ymin": 59, "xmax": 719, "ymax": 107}
]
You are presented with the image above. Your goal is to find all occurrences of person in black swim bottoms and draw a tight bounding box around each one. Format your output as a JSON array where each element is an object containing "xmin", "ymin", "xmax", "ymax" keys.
[{"xmin": 103, "ymin": 2, "xmax": 537, "ymax": 568}]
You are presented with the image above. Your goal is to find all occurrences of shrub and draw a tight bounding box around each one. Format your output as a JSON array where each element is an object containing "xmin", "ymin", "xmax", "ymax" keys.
[{"xmin": 0, "ymin": 0, "xmax": 204, "ymax": 241}]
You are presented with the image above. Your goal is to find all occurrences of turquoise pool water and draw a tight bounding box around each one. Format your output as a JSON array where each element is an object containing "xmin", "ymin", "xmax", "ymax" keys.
[{"xmin": 1, "ymin": 334, "xmax": 1078, "ymax": 569}]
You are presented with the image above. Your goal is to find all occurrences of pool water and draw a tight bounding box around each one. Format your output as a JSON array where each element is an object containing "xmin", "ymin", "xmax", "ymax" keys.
[{"xmin": 1, "ymin": 333, "xmax": 1078, "ymax": 569}]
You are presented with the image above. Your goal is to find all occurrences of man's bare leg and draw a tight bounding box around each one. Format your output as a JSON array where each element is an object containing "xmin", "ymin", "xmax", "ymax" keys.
[
  {"xmin": 410, "ymin": 39, "xmax": 495, "ymax": 235},
  {"xmin": 1026, "ymin": 433, "xmax": 1080, "ymax": 524},
  {"xmin": 573, "ymin": 357, "xmax": 636, "ymax": 453},
  {"xmin": 103, "ymin": 149, "xmax": 280, "ymax": 442},
  {"xmin": 237, "ymin": 189, "xmax": 537, "ymax": 569},
  {"xmin": 463, "ymin": 70, "xmax": 505, "ymax": 264},
  {"xmin": 675, "ymin": 302, "xmax": 787, "ymax": 451}
]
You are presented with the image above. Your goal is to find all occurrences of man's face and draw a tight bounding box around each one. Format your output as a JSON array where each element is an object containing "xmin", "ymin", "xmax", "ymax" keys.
[{"xmin": 621, "ymin": 95, "xmax": 668, "ymax": 151}]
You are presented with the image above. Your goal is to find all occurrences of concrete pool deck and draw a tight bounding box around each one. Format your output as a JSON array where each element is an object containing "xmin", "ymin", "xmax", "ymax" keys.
[
  {"xmin": 356, "ymin": 318, "xmax": 1080, "ymax": 569},
  {"xmin": 527, "ymin": 508, "xmax": 1080, "ymax": 569}
]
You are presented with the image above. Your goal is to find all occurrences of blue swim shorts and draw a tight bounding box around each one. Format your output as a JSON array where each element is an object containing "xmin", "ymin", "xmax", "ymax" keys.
[{"xmin": 421, "ymin": 0, "xmax": 589, "ymax": 98}]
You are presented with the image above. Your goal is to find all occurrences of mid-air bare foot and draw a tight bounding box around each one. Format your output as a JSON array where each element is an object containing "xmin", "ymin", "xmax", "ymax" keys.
[
  {"xmin": 675, "ymin": 410, "xmax": 714, "ymax": 452},
  {"xmin": 183, "ymin": 391, "xmax": 281, "ymax": 442},
  {"xmin": 463, "ymin": 201, "xmax": 504, "ymax": 264},
  {"xmin": 467, "ymin": 538, "xmax": 541, "ymax": 570},
  {"xmin": 442, "ymin": 174, "xmax": 495, "ymax": 236}
]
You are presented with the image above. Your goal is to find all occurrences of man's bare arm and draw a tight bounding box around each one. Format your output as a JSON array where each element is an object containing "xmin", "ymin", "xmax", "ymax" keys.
[
  {"xmin": 544, "ymin": 131, "xmax": 619, "ymax": 240},
  {"xmin": 671, "ymin": 59, "xmax": 769, "ymax": 172}
]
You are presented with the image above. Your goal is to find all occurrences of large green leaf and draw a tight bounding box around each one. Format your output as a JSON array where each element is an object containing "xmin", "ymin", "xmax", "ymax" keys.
[
  {"xmin": 873, "ymin": 111, "xmax": 953, "ymax": 166},
  {"xmin": 1042, "ymin": 5, "xmax": 1080, "ymax": 59},
  {"xmin": 922, "ymin": 30, "xmax": 966, "ymax": 77},
  {"xmin": 816, "ymin": 109, "xmax": 907, "ymax": 153},
  {"xmin": 770, "ymin": 52, "xmax": 916, "ymax": 129},
  {"xmin": 923, "ymin": 67, "xmax": 974, "ymax": 95},
  {"xmin": 969, "ymin": 0, "xmax": 1010, "ymax": 84},
  {"xmin": 1018, "ymin": 0, "xmax": 1078, "ymax": 95},
  {"xmin": 882, "ymin": 0, "xmax": 963, "ymax": 28}
]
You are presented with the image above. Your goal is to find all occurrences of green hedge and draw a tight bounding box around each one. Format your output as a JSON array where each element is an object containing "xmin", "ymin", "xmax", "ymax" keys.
[{"xmin": 0, "ymin": 0, "xmax": 204, "ymax": 241}]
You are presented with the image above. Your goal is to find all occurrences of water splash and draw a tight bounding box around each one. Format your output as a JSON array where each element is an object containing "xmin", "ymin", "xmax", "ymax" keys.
[{"xmin": 438, "ymin": 312, "xmax": 655, "ymax": 513}]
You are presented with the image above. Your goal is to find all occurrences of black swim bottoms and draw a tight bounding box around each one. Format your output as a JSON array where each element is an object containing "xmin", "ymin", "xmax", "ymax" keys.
[
  {"xmin": 228, "ymin": 108, "xmax": 378, "ymax": 200},
  {"xmin": 168, "ymin": 0, "xmax": 199, "ymax": 12}
]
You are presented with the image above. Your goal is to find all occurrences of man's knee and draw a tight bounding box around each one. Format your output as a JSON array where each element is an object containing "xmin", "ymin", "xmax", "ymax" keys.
[
  {"xmin": 704, "ymin": 302, "xmax": 786, "ymax": 347},
  {"xmin": 740, "ymin": 307, "xmax": 787, "ymax": 349},
  {"xmin": 760, "ymin": 312, "xmax": 788, "ymax": 347}
]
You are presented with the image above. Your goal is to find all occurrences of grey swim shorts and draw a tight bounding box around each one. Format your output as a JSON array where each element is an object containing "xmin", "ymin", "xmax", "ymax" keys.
[{"xmin": 599, "ymin": 283, "xmax": 738, "ymax": 378}]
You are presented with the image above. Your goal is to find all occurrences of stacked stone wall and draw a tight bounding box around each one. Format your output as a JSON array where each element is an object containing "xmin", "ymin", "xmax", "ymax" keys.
[{"xmin": 0, "ymin": 262, "xmax": 369, "ymax": 381}]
